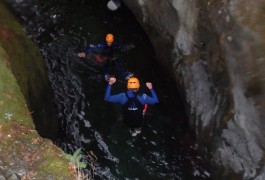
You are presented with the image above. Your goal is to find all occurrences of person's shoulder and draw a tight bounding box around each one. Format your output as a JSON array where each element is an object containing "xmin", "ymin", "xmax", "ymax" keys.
[
  {"xmin": 113, "ymin": 41, "xmax": 124, "ymax": 47},
  {"xmin": 112, "ymin": 41, "xmax": 120, "ymax": 45},
  {"xmin": 97, "ymin": 42, "xmax": 107, "ymax": 47}
]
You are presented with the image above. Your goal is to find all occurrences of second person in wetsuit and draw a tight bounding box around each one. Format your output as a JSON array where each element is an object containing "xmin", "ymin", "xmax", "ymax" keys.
[{"xmin": 78, "ymin": 33, "xmax": 134, "ymax": 81}]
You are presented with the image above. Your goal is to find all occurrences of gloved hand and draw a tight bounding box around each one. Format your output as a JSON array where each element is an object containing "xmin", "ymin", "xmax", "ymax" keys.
[
  {"xmin": 146, "ymin": 82, "xmax": 153, "ymax": 89},
  {"xmin": 108, "ymin": 77, "xmax": 116, "ymax": 85}
]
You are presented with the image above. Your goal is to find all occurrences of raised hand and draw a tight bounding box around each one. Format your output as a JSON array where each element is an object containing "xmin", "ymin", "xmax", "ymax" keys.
[
  {"xmin": 108, "ymin": 77, "xmax": 116, "ymax": 85},
  {"xmin": 146, "ymin": 82, "xmax": 153, "ymax": 89}
]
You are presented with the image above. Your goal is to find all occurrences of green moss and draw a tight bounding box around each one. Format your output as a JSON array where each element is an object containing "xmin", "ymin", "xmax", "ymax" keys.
[
  {"xmin": 0, "ymin": 1, "xmax": 75, "ymax": 178},
  {"xmin": 0, "ymin": 0, "xmax": 47, "ymax": 107},
  {"xmin": 1, "ymin": 0, "xmax": 59, "ymax": 139},
  {"xmin": 0, "ymin": 10, "xmax": 46, "ymax": 101},
  {"xmin": 0, "ymin": 46, "xmax": 32, "ymax": 126},
  {"xmin": 0, "ymin": 124, "xmax": 75, "ymax": 178}
]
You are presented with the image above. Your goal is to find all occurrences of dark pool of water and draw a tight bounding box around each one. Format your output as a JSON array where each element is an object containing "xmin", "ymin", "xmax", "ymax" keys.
[{"xmin": 5, "ymin": 0, "xmax": 211, "ymax": 179}]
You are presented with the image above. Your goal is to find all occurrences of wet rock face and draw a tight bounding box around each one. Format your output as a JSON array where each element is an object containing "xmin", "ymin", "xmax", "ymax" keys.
[
  {"xmin": 0, "ymin": 1, "xmax": 59, "ymax": 139},
  {"xmin": 123, "ymin": 0, "xmax": 265, "ymax": 179}
]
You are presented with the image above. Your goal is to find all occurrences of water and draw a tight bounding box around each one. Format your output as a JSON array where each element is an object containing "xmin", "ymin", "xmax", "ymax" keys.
[{"xmin": 5, "ymin": 0, "xmax": 211, "ymax": 179}]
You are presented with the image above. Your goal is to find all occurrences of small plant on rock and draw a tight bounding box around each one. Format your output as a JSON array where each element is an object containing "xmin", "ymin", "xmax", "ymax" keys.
[{"xmin": 65, "ymin": 148, "xmax": 87, "ymax": 179}]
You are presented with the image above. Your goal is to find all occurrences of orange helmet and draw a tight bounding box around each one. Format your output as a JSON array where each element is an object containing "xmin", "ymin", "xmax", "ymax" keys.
[
  {"xmin": 127, "ymin": 77, "xmax": 140, "ymax": 89},
  {"xmin": 106, "ymin": 33, "xmax": 114, "ymax": 43}
]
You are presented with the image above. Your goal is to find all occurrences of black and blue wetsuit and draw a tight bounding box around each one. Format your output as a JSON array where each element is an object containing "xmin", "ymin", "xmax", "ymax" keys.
[
  {"xmin": 83, "ymin": 42, "xmax": 130, "ymax": 79},
  {"xmin": 84, "ymin": 42, "xmax": 126, "ymax": 56},
  {"xmin": 104, "ymin": 84, "xmax": 159, "ymax": 128}
]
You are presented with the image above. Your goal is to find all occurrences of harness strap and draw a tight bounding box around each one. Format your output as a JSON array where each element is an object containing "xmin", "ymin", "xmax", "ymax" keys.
[
  {"xmin": 123, "ymin": 92, "xmax": 145, "ymax": 128},
  {"xmin": 143, "ymin": 104, "xmax": 148, "ymax": 115},
  {"xmin": 125, "ymin": 92, "xmax": 146, "ymax": 115}
]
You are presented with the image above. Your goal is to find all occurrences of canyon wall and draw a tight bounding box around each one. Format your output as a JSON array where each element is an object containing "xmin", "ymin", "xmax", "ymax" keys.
[{"xmin": 122, "ymin": 0, "xmax": 265, "ymax": 179}]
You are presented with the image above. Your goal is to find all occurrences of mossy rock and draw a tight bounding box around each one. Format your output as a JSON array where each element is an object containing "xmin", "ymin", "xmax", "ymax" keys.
[
  {"xmin": 0, "ymin": 0, "xmax": 59, "ymax": 139},
  {"xmin": 0, "ymin": 2, "xmax": 75, "ymax": 179}
]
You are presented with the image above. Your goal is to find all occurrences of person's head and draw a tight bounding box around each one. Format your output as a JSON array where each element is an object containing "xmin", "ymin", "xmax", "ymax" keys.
[
  {"xmin": 127, "ymin": 77, "xmax": 140, "ymax": 92},
  {"xmin": 106, "ymin": 33, "xmax": 114, "ymax": 46}
]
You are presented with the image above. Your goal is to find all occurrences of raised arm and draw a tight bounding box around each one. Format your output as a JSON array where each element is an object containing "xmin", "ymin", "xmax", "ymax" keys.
[
  {"xmin": 112, "ymin": 42, "xmax": 135, "ymax": 52},
  {"xmin": 139, "ymin": 82, "xmax": 159, "ymax": 105},
  {"xmin": 104, "ymin": 77, "xmax": 126, "ymax": 104},
  {"xmin": 77, "ymin": 43, "xmax": 106, "ymax": 58}
]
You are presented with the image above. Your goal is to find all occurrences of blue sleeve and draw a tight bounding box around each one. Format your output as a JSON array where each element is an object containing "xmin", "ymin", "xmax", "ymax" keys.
[
  {"xmin": 104, "ymin": 85, "xmax": 127, "ymax": 105},
  {"xmin": 138, "ymin": 89, "xmax": 159, "ymax": 105},
  {"xmin": 84, "ymin": 43, "xmax": 106, "ymax": 54}
]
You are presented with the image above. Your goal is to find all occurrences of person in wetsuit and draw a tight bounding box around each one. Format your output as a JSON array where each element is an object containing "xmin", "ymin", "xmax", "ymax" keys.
[
  {"xmin": 77, "ymin": 33, "xmax": 134, "ymax": 81},
  {"xmin": 104, "ymin": 77, "xmax": 159, "ymax": 136}
]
